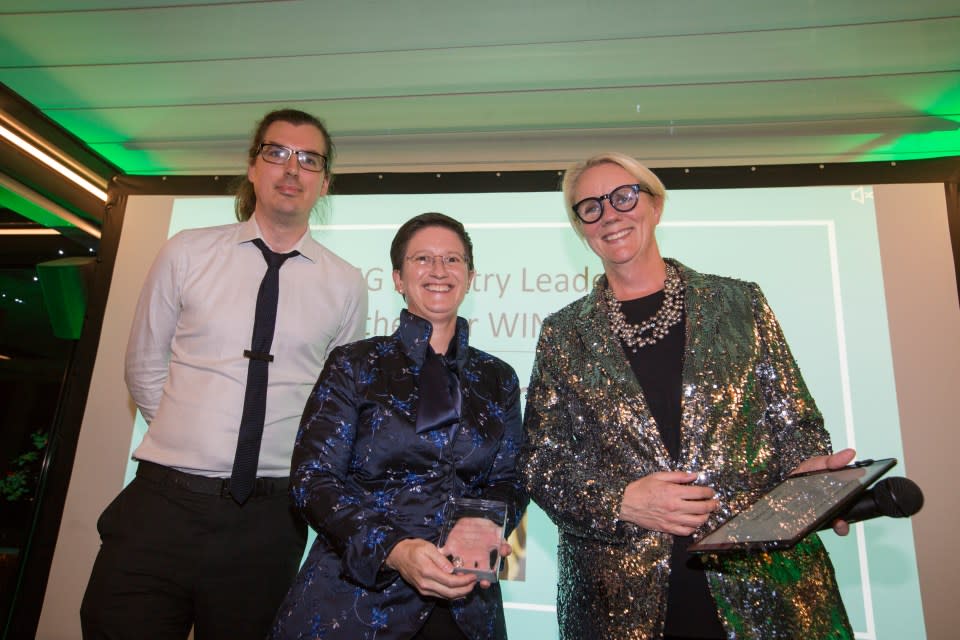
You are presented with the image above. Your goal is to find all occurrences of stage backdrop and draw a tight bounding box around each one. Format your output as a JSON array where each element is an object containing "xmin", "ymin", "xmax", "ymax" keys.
[{"xmin": 121, "ymin": 185, "xmax": 924, "ymax": 639}]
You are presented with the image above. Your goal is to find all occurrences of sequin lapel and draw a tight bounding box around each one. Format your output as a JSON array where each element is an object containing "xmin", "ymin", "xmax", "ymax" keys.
[
  {"xmin": 573, "ymin": 281, "xmax": 672, "ymax": 465},
  {"xmin": 676, "ymin": 261, "xmax": 758, "ymax": 470}
]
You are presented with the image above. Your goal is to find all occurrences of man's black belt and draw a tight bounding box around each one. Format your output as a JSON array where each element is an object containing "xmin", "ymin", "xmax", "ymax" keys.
[{"xmin": 136, "ymin": 460, "xmax": 290, "ymax": 499}]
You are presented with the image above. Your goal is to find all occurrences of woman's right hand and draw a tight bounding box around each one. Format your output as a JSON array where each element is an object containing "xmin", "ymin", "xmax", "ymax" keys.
[
  {"xmin": 385, "ymin": 538, "xmax": 478, "ymax": 599},
  {"xmin": 619, "ymin": 471, "xmax": 719, "ymax": 535}
]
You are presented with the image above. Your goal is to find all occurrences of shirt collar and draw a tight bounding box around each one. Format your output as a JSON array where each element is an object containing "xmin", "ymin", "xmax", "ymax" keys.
[
  {"xmin": 238, "ymin": 215, "xmax": 322, "ymax": 262},
  {"xmin": 395, "ymin": 309, "xmax": 470, "ymax": 371}
]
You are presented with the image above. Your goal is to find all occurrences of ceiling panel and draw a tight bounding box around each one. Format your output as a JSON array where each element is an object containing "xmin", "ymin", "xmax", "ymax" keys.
[
  {"xmin": 31, "ymin": 72, "xmax": 954, "ymax": 173},
  {"xmin": 6, "ymin": 18, "xmax": 959, "ymax": 107},
  {"xmin": 2, "ymin": 1, "xmax": 957, "ymax": 65},
  {"xmin": 0, "ymin": 0, "xmax": 958, "ymax": 174},
  {"xmin": 49, "ymin": 72, "xmax": 956, "ymax": 135}
]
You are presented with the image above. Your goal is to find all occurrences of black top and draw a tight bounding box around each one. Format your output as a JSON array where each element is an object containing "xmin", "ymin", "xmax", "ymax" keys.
[{"xmin": 617, "ymin": 291, "xmax": 725, "ymax": 639}]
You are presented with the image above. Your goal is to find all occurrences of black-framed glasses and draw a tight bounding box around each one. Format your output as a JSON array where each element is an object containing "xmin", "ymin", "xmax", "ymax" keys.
[
  {"xmin": 405, "ymin": 253, "xmax": 467, "ymax": 269},
  {"xmin": 257, "ymin": 143, "xmax": 327, "ymax": 172},
  {"xmin": 572, "ymin": 183, "xmax": 653, "ymax": 224}
]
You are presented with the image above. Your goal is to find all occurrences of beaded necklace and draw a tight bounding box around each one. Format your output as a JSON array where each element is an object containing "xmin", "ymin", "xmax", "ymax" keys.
[{"xmin": 603, "ymin": 262, "xmax": 684, "ymax": 352}]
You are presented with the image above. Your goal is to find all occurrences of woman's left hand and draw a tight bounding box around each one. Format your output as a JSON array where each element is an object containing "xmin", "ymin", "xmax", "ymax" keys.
[{"xmin": 790, "ymin": 447, "xmax": 857, "ymax": 536}]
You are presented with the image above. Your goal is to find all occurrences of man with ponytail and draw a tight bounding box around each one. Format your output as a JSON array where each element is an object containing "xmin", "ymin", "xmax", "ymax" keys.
[{"xmin": 81, "ymin": 109, "xmax": 368, "ymax": 640}]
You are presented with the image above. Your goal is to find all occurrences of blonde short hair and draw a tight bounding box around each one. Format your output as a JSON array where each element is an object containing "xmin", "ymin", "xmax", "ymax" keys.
[{"xmin": 561, "ymin": 152, "xmax": 667, "ymax": 238}]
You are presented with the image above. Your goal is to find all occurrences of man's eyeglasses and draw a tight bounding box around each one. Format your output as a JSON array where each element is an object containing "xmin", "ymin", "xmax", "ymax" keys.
[
  {"xmin": 405, "ymin": 253, "xmax": 468, "ymax": 269},
  {"xmin": 257, "ymin": 143, "xmax": 327, "ymax": 172},
  {"xmin": 572, "ymin": 183, "xmax": 653, "ymax": 224}
]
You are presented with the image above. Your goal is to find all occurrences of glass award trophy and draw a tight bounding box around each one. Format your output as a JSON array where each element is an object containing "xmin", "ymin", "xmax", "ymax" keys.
[{"xmin": 437, "ymin": 497, "xmax": 507, "ymax": 582}]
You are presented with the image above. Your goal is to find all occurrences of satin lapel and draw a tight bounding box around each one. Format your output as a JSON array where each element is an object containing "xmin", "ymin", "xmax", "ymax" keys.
[
  {"xmin": 456, "ymin": 366, "xmax": 505, "ymax": 444},
  {"xmin": 386, "ymin": 349, "xmax": 419, "ymax": 427},
  {"xmin": 394, "ymin": 310, "xmax": 432, "ymax": 430}
]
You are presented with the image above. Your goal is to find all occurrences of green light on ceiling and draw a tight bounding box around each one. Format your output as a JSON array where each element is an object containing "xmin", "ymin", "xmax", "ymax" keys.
[
  {"xmin": 868, "ymin": 128, "xmax": 960, "ymax": 161},
  {"xmin": 872, "ymin": 84, "xmax": 960, "ymax": 160},
  {"xmin": 0, "ymin": 185, "xmax": 75, "ymax": 228}
]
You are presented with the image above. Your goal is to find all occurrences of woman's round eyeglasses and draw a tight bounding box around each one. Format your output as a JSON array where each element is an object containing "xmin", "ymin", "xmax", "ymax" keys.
[{"xmin": 572, "ymin": 183, "xmax": 653, "ymax": 224}]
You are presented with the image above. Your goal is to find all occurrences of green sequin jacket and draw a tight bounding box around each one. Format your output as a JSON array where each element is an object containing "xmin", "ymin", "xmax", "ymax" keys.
[{"xmin": 521, "ymin": 259, "xmax": 853, "ymax": 639}]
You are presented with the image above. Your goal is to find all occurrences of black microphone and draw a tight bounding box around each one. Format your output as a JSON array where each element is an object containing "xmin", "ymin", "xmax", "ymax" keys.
[{"xmin": 819, "ymin": 477, "xmax": 924, "ymax": 530}]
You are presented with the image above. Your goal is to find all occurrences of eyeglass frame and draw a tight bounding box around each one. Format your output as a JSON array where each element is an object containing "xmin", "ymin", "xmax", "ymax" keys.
[
  {"xmin": 256, "ymin": 142, "xmax": 328, "ymax": 173},
  {"xmin": 571, "ymin": 183, "xmax": 654, "ymax": 224},
  {"xmin": 404, "ymin": 252, "xmax": 469, "ymax": 269}
]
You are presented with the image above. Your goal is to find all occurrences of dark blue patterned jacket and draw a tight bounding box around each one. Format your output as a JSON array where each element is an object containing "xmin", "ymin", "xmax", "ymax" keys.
[{"xmin": 271, "ymin": 310, "xmax": 527, "ymax": 640}]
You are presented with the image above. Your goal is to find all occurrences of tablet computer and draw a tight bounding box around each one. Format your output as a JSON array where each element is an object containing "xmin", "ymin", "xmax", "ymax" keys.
[{"xmin": 688, "ymin": 458, "xmax": 896, "ymax": 553}]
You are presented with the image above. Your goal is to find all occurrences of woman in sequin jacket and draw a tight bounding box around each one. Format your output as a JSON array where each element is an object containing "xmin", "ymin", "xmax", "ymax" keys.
[
  {"xmin": 521, "ymin": 153, "xmax": 856, "ymax": 639},
  {"xmin": 270, "ymin": 213, "xmax": 527, "ymax": 640}
]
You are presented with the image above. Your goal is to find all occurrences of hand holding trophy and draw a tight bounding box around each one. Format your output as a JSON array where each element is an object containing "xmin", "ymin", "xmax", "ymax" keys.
[{"xmin": 438, "ymin": 497, "xmax": 509, "ymax": 585}]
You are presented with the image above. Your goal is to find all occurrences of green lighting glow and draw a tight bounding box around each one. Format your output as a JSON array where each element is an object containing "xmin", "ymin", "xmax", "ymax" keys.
[{"xmin": 0, "ymin": 186, "xmax": 76, "ymax": 228}]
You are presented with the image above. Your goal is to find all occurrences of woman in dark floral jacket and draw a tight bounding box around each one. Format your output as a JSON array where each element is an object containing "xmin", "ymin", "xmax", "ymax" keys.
[{"xmin": 270, "ymin": 212, "xmax": 527, "ymax": 640}]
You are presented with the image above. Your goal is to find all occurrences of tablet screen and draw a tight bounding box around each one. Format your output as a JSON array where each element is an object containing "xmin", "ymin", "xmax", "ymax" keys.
[{"xmin": 689, "ymin": 458, "xmax": 896, "ymax": 553}]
